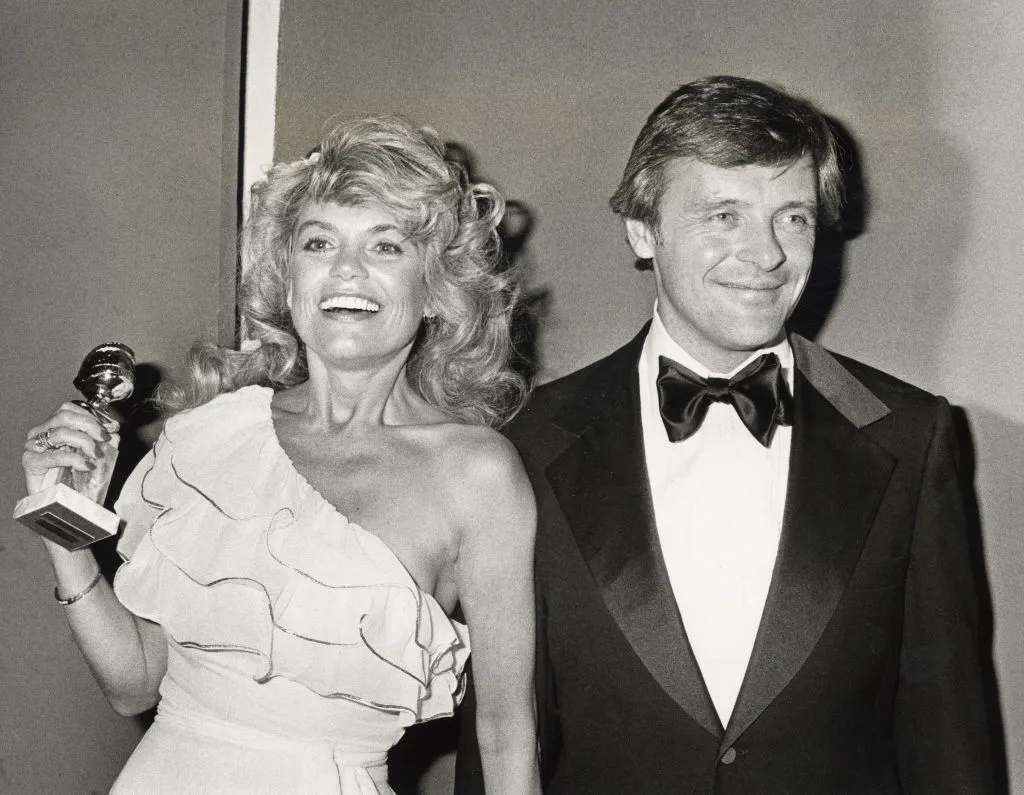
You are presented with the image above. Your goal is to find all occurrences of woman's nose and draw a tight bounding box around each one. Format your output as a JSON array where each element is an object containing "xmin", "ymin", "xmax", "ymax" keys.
[{"xmin": 330, "ymin": 249, "xmax": 369, "ymax": 279}]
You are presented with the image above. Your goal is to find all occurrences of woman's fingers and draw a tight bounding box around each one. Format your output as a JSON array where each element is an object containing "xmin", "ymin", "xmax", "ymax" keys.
[
  {"xmin": 26, "ymin": 402, "xmax": 117, "ymax": 447},
  {"xmin": 25, "ymin": 425, "xmax": 112, "ymax": 464},
  {"xmin": 22, "ymin": 443, "xmax": 95, "ymax": 475},
  {"xmin": 21, "ymin": 402, "xmax": 121, "ymax": 488}
]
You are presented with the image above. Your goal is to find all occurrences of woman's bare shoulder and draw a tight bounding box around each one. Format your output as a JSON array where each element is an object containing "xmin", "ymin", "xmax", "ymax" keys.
[
  {"xmin": 425, "ymin": 424, "xmax": 535, "ymax": 541},
  {"xmin": 430, "ymin": 422, "xmax": 523, "ymax": 478}
]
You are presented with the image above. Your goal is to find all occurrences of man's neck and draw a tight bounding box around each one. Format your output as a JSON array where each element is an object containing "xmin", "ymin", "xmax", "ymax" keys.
[{"xmin": 647, "ymin": 310, "xmax": 791, "ymax": 379}]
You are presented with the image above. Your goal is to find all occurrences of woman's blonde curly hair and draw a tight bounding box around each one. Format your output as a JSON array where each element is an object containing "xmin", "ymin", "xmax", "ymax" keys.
[{"xmin": 159, "ymin": 116, "xmax": 529, "ymax": 427}]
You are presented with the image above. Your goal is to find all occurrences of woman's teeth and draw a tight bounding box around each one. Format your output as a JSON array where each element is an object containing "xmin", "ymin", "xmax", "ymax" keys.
[{"xmin": 319, "ymin": 296, "xmax": 381, "ymax": 313}]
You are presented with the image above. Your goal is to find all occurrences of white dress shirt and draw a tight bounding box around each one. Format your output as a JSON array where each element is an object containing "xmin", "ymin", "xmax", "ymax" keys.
[{"xmin": 638, "ymin": 307, "xmax": 794, "ymax": 724}]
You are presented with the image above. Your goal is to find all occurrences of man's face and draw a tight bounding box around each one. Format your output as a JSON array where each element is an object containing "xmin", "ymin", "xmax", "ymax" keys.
[{"xmin": 626, "ymin": 156, "xmax": 818, "ymax": 372}]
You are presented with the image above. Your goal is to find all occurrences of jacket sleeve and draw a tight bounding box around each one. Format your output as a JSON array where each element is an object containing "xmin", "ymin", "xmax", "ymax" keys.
[
  {"xmin": 535, "ymin": 562, "xmax": 562, "ymax": 788},
  {"xmin": 893, "ymin": 399, "xmax": 1001, "ymax": 792}
]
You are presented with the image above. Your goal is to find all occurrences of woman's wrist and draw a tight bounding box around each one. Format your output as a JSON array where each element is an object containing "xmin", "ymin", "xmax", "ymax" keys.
[
  {"xmin": 45, "ymin": 543, "xmax": 105, "ymax": 603},
  {"xmin": 54, "ymin": 569, "xmax": 103, "ymax": 605}
]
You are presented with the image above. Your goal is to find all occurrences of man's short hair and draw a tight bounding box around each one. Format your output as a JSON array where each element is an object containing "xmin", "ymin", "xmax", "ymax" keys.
[{"xmin": 610, "ymin": 76, "xmax": 843, "ymax": 242}]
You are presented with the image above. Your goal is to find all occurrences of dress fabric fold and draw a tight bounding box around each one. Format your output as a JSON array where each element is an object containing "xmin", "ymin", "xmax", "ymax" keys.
[{"xmin": 110, "ymin": 385, "xmax": 470, "ymax": 794}]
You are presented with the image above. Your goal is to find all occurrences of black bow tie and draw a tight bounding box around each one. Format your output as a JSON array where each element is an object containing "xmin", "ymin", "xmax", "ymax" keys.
[{"xmin": 657, "ymin": 353, "xmax": 793, "ymax": 447}]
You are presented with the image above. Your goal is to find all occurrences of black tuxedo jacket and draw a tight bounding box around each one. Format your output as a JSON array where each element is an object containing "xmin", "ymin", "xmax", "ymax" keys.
[{"xmin": 456, "ymin": 327, "xmax": 995, "ymax": 794}]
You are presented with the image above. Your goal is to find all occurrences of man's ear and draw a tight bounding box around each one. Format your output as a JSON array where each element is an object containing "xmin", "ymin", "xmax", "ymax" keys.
[{"xmin": 625, "ymin": 218, "xmax": 657, "ymax": 260}]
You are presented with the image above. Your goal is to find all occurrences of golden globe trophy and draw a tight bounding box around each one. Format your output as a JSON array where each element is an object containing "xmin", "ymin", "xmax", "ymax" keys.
[{"xmin": 13, "ymin": 343, "xmax": 136, "ymax": 550}]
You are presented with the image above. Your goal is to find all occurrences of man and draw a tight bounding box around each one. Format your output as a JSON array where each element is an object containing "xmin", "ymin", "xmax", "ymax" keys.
[{"xmin": 456, "ymin": 75, "xmax": 995, "ymax": 793}]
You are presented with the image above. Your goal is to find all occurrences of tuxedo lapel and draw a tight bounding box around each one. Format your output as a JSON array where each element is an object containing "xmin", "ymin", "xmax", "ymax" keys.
[
  {"xmin": 545, "ymin": 331, "xmax": 722, "ymax": 738},
  {"xmin": 721, "ymin": 336, "xmax": 895, "ymax": 752}
]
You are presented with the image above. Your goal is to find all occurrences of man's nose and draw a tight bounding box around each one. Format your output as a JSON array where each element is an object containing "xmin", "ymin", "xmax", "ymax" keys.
[{"xmin": 737, "ymin": 223, "xmax": 786, "ymax": 270}]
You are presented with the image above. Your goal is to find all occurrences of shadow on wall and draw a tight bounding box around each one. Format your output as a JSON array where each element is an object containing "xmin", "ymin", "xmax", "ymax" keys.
[
  {"xmin": 809, "ymin": 115, "xmax": 972, "ymax": 387},
  {"xmin": 444, "ymin": 141, "xmax": 549, "ymax": 388},
  {"xmin": 789, "ymin": 116, "xmax": 866, "ymax": 342}
]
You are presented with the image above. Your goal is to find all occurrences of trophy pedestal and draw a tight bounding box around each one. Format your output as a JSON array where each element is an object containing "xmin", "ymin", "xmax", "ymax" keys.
[{"xmin": 14, "ymin": 483, "xmax": 120, "ymax": 551}]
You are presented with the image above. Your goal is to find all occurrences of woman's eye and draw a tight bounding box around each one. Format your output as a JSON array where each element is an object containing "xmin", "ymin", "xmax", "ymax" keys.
[
  {"xmin": 374, "ymin": 241, "xmax": 403, "ymax": 256},
  {"xmin": 302, "ymin": 236, "xmax": 333, "ymax": 252}
]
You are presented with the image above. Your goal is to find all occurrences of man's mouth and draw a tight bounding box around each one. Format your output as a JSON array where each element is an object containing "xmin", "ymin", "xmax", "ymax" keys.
[
  {"xmin": 719, "ymin": 282, "xmax": 784, "ymax": 292},
  {"xmin": 319, "ymin": 295, "xmax": 381, "ymax": 314}
]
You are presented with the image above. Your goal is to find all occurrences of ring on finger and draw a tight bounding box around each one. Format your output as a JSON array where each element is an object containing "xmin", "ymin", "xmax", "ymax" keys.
[{"xmin": 33, "ymin": 429, "xmax": 61, "ymax": 452}]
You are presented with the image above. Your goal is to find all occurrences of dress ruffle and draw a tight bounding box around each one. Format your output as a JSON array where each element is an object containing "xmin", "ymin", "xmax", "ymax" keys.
[{"xmin": 113, "ymin": 386, "xmax": 469, "ymax": 724}]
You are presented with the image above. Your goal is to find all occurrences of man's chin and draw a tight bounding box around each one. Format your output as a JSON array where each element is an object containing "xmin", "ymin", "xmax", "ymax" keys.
[{"xmin": 716, "ymin": 313, "xmax": 789, "ymax": 346}]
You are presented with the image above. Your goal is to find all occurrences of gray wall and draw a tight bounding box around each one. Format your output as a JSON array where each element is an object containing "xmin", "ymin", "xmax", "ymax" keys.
[
  {"xmin": 275, "ymin": 0, "xmax": 1024, "ymax": 790},
  {"xmin": 0, "ymin": 1, "xmax": 238, "ymax": 792}
]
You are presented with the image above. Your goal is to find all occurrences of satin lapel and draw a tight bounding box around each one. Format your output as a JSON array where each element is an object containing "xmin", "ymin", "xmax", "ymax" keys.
[
  {"xmin": 546, "ymin": 341, "xmax": 722, "ymax": 738},
  {"xmin": 721, "ymin": 366, "xmax": 896, "ymax": 752}
]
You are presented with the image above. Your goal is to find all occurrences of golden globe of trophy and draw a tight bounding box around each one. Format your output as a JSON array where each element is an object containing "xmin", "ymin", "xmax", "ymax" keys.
[{"xmin": 13, "ymin": 343, "xmax": 136, "ymax": 550}]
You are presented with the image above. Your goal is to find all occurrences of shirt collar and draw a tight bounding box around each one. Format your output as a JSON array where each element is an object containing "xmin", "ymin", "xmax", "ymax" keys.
[{"xmin": 643, "ymin": 302, "xmax": 795, "ymax": 389}]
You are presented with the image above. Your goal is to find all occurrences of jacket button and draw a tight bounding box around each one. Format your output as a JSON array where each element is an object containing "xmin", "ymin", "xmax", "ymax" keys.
[{"xmin": 721, "ymin": 747, "xmax": 737, "ymax": 765}]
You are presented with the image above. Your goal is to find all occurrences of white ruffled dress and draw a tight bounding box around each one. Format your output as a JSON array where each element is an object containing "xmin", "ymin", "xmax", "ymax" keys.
[{"xmin": 109, "ymin": 386, "xmax": 469, "ymax": 794}]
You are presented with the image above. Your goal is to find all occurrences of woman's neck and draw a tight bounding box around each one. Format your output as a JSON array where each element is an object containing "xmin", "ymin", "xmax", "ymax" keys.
[{"xmin": 281, "ymin": 353, "xmax": 438, "ymax": 430}]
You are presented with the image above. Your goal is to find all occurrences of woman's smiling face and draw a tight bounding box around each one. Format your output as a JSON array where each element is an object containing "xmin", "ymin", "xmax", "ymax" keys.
[{"xmin": 287, "ymin": 201, "xmax": 431, "ymax": 370}]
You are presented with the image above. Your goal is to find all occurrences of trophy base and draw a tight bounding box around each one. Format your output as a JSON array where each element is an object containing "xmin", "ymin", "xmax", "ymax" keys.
[{"xmin": 13, "ymin": 483, "xmax": 120, "ymax": 550}]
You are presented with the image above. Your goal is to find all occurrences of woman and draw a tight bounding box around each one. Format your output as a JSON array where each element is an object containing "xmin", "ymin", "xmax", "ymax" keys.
[{"xmin": 21, "ymin": 117, "xmax": 540, "ymax": 793}]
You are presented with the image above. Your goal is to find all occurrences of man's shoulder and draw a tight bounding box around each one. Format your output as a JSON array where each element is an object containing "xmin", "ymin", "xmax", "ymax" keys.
[
  {"xmin": 798, "ymin": 338, "xmax": 950, "ymax": 430},
  {"xmin": 530, "ymin": 354, "xmax": 616, "ymax": 414},
  {"xmin": 822, "ymin": 348, "xmax": 942, "ymax": 406},
  {"xmin": 510, "ymin": 334, "xmax": 641, "ymax": 432}
]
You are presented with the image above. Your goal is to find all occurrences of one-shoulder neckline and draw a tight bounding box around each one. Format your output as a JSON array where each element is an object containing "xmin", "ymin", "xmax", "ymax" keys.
[
  {"xmin": 114, "ymin": 384, "xmax": 470, "ymax": 715},
  {"xmin": 250, "ymin": 386, "xmax": 452, "ymax": 617}
]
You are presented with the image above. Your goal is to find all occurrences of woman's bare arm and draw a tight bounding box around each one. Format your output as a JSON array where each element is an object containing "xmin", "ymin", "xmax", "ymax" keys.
[
  {"xmin": 22, "ymin": 402, "xmax": 166, "ymax": 715},
  {"xmin": 453, "ymin": 431, "xmax": 540, "ymax": 794}
]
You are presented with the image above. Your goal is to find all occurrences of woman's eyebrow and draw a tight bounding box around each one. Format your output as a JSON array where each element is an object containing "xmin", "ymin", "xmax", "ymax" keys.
[{"xmin": 295, "ymin": 219, "xmax": 335, "ymax": 235}]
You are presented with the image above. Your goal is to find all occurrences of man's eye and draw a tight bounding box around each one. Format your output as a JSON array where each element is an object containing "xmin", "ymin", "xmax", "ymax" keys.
[
  {"xmin": 783, "ymin": 213, "xmax": 813, "ymax": 228},
  {"xmin": 709, "ymin": 212, "xmax": 736, "ymax": 224}
]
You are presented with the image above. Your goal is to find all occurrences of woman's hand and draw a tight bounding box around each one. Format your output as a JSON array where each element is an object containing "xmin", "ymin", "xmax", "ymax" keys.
[{"xmin": 23, "ymin": 401, "xmax": 119, "ymax": 494}]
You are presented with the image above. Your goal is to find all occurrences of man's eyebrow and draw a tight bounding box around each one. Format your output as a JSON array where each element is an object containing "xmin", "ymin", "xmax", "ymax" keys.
[
  {"xmin": 689, "ymin": 198, "xmax": 818, "ymax": 214},
  {"xmin": 776, "ymin": 200, "xmax": 818, "ymax": 214},
  {"xmin": 692, "ymin": 197, "xmax": 746, "ymax": 211}
]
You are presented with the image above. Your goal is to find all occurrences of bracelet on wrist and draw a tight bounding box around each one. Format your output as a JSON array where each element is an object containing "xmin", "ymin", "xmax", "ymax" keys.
[{"xmin": 54, "ymin": 570, "xmax": 103, "ymax": 606}]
